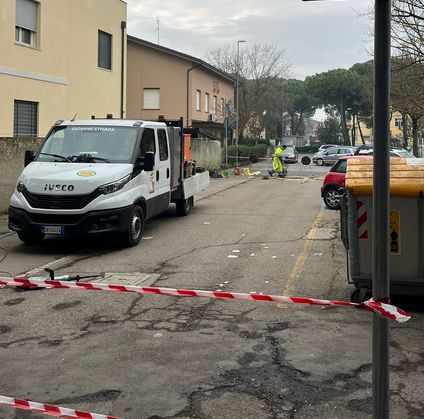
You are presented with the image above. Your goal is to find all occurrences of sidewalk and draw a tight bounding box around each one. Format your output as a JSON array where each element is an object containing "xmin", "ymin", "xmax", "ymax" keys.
[{"xmin": 0, "ymin": 215, "xmax": 10, "ymax": 237}]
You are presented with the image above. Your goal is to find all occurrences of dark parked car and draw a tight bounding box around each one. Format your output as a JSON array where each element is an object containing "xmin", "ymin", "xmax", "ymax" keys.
[{"xmin": 282, "ymin": 146, "xmax": 299, "ymax": 163}]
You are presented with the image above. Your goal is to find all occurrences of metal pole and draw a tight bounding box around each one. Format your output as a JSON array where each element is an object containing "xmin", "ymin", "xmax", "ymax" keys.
[
  {"xmin": 120, "ymin": 21, "xmax": 126, "ymax": 119},
  {"xmin": 225, "ymin": 117, "xmax": 228, "ymax": 165},
  {"xmin": 281, "ymin": 90, "xmax": 284, "ymax": 142},
  {"xmin": 236, "ymin": 43, "xmax": 240, "ymax": 167},
  {"xmin": 235, "ymin": 40, "xmax": 245, "ymax": 167},
  {"xmin": 373, "ymin": 1, "xmax": 391, "ymax": 418}
]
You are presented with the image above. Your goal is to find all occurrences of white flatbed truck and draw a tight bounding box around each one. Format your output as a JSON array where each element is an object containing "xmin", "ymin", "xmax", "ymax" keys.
[{"xmin": 8, "ymin": 117, "xmax": 209, "ymax": 247}]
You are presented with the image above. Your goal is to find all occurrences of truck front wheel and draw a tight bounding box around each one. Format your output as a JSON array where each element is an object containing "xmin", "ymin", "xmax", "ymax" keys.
[
  {"xmin": 17, "ymin": 231, "xmax": 45, "ymax": 245},
  {"xmin": 120, "ymin": 206, "xmax": 144, "ymax": 247},
  {"xmin": 176, "ymin": 196, "xmax": 193, "ymax": 216}
]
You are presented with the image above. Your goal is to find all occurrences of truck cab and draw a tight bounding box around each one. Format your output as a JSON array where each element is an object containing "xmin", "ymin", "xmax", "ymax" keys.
[{"xmin": 8, "ymin": 118, "xmax": 209, "ymax": 247}]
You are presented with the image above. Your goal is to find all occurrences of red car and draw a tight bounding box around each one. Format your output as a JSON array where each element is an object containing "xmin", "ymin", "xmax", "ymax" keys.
[{"xmin": 321, "ymin": 156, "xmax": 371, "ymax": 209}]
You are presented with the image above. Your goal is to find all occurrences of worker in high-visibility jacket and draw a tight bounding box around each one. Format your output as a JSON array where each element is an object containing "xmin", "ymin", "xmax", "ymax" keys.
[{"xmin": 272, "ymin": 144, "xmax": 286, "ymax": 177}]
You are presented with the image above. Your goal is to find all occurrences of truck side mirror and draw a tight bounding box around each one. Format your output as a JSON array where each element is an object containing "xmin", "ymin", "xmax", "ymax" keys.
[
  {"xmin": 143, "ymin": 151, "xmax": 155, "ymax": 171},
  {"xmin": 24, "ymin": 150, "xmax": 35, "ymax": 167}
]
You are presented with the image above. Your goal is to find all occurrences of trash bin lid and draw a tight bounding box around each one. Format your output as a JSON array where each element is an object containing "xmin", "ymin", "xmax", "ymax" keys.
[{"xmin": 345, "ymin": 157, "xmax": 424, "ymax": 196}]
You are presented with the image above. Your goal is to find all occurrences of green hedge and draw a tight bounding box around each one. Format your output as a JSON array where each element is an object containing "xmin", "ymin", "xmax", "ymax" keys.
[
  {"xmin": 296, "ymin": 145, "xmax": 320, "ymax": 153},
  {"xmin": 238, "ymin": 138, "xmax": 271, "ymax": 147},
  {"xmin": 222, "ymin": 144, "xmax": 268, "ymax": 167}
]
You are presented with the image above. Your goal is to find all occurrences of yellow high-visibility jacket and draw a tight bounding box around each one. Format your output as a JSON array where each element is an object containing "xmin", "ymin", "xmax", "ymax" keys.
[{"xmin": 273, "ymin": 146, "xmax": 283, "ymax": 172}]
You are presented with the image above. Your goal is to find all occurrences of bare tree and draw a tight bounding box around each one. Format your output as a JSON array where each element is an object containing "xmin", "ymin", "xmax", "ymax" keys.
[
  {"xmin": 392, "ymin": 1, "xmax": 424, "ymax": 64},
  {"xmin": 205, "ymin": 44, "xmax": 290, "ymax": 140},
  {"xmin": 391, "ymin": 58, "xmax": 424, "ymax": 155}
]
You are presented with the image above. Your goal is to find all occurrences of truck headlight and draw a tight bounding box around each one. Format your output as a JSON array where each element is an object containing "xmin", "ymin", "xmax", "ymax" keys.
[
  {"xmin": 98, "ymin": 175, "xmax": 131, "ymax": 195},
  {"xmin": 16, "ymin": 182, "xmax": 26, "ymax": 193}
]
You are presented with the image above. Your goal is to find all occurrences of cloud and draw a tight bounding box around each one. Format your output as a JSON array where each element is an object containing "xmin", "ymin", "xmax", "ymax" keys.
[{"xmin": 126, "ymin": 0, "xmax": 373, "ymax": 79}]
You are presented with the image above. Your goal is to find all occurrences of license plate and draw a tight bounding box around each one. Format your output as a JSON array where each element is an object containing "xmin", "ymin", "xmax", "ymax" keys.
[{"xmin": 41, "ymin": 225, "xmax": 65, "ymax": 235}]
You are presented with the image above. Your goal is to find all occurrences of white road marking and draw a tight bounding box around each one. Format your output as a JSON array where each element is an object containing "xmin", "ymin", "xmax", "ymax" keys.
[{"xmin": 20, "ymin": 256, "xmax": 76, "ymax": 277}]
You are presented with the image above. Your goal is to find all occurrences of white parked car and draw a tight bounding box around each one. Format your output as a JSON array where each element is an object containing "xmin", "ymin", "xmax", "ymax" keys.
[
  {"xmin": 318, "ymin": 144, "xmax": 338, "ymax": 152},
  {"xmin": 355, "ymin": 146, "xmax": 416, "ymax": 158},
  {"xmin": 313, "ymin": 146, "xmax": 355, "ymax": 166}
]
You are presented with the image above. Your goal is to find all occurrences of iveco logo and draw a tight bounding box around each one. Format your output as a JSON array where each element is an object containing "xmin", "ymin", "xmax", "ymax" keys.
[{"xmin": 44, "ymin": 184, "xmax": 75, "ymax": 191}]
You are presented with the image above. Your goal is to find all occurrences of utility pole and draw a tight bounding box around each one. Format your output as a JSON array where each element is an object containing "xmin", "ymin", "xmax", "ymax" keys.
[{"xmin": 155, "ymin": 17, "xmax": 160, "ymax": 45}]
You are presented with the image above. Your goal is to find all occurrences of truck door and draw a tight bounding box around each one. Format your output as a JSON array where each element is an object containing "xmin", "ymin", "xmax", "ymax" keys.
[
  {"xmin": 155, "ymin": 128, "xmax": 171, "ymax": 202},
  {"xmin": 140, "ymin": 127, "xmax": 170, "ymax": 218}
]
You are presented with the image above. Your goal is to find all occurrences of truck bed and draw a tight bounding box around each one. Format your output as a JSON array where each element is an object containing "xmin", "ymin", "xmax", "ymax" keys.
[
  {"xmin": 171, "ymin": 171, "xmax": 209, "ymax": 201},
  {"xmin": 182, "ymin": 171, "xmax": 209, "ymax": 198}
]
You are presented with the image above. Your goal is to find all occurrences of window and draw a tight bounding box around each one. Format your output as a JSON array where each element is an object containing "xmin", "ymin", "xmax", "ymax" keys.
[
  {"xmin": 98, "ymin": 30, "xmax": 112, "ymax": 70},
  {"xmin": 331, "ymin": 160, "xmax": 347, "ymax": 174},
  {"xmin": 157, "ymin": 129, "xmax": 169, "ymax": 161},
  {"xmin": 196, "ymin": 90, "xmax": 201, "ymax": 111},
  {"xmin": 14, "ymin": 100, "xmax": 38, "ymax": 137},
  {"xmin": 143, "ymin": 88, "xmax": 160, "ymax": 109},
  {"xmin": 140, "ymin": 128, "xmax": 156, "ymax": 157},
  {"xmin": 205, "ymin": 93, "xmax": 209, "ymax": 113},
  {"xmin": 15, "ymin": 0, "xmax": 38, "ymax": 47},
  {"xmin": 212, "ymin": 96, "xmax": 217, "ymax": 114},
  {"xmin": 395, "ymin": 117, "xmax": 403, "ymax": 130},
  {"xmin": 220, "ymin": 98, "xmax": 225, "ymax": 115},
  {"xmin": 39, "ymin": 126, "xmax": 138, "ymax": 163}
]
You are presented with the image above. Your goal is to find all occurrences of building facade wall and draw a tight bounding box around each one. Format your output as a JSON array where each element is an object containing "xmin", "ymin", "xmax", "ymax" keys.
[
  {"xmin": 126, "ymin": 39, "xmax": 234, "ymax": 127},
  {"xmin": 349, "ymin": 111, "xmax": 404, "ymax": 144},
  {"xmin": 126, "ymin": 42, "xmax": 188, "ymax": 122},
  {"xmin": 189, "ymin": 69, "xmax": 234, "ymax": 125},
  {"xmin": 0, "ymin": 0, "xmax": 126, "ymax": 137}
]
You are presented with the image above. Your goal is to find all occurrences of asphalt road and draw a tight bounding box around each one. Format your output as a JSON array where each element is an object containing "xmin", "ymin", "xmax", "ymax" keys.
[{"xmin": 0, "ymin": 160, "xmax": 423, "ymax": 419}]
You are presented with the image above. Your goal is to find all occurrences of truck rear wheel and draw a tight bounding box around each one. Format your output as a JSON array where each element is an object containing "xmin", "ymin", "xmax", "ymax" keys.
[
  {"xmin": 176, "ymin": 196, "xmax": 193, "ymax": 216},
  {"xmin": 119, "ymin": 205, "xmax": 144, "ymax": 247},
  {"xmin": 17, "ymin": 231, "xmax": 45, "ymax": 245}
]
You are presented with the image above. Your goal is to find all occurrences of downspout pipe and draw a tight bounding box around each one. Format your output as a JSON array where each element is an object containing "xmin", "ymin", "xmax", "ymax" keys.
[
  {"xmin": 120, "ymin": 21, "xmax": 126, "ymax": 119},
  {"xmin": 186, "ymin": 63, "xmax": 202, "ymax": 128}
]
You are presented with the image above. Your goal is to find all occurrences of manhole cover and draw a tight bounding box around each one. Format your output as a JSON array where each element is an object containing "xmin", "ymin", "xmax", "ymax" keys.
[{"xmin": 94, "ymin": 272, "xmax": 161, "ymax": 287}]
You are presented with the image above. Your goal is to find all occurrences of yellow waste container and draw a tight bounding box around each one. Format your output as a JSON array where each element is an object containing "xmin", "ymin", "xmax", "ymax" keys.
[{"xmin": 341, "ymin": 157, "xmax": 424, "ymax": 301}]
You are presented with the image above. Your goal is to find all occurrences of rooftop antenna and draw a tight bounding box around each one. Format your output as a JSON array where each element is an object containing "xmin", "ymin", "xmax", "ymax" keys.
[{"xmin": 155, "ymin": 17, "xmax": 160, "ymax": 45}]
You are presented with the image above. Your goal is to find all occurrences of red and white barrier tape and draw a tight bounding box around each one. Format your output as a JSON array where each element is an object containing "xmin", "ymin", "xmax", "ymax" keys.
[
  {"xmin": 0, "ymin": 277, "xmax": 410, "ymax": 323},
  {"xmin": 0, "ymin": 394, "xmax": 123, "ymax": 419},
  {"xmin": 227, "ymin": 156, "xmax": 272, "ymax": 161}
]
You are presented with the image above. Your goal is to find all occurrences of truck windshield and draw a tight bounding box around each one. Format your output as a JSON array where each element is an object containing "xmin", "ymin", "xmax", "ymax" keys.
[{"xmin": 36, "ymin": 126, "xmax": 138, "ymax": 163}]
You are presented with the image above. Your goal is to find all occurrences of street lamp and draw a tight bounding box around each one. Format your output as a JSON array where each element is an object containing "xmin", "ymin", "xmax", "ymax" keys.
[{"xmin": 235, "ymin": 40, "xmax": 246, "ymax": 167}]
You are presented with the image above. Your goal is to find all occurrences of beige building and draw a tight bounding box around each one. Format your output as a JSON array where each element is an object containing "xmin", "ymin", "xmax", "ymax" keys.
[
  {"xmin": 0, "ymin": 0, "xmax": 127, "ymax": 138},
  {"xmin": 127, "ymin": 36, "xmax": 235, "ymax": 138},
  {"xmin": 349, "ymin": 112, "xmax": 404, "ymax": 145}
]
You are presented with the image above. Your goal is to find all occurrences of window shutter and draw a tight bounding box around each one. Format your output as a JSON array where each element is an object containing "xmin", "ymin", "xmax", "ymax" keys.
[
  {"xmin": 143, "ymin": 89, "xmax": 160, "ymax": 109},
  {"xmin": 14, "ymin": 100, "xmax": 38, "ymax": 137},
  {"xmin": 98, "ymin": 30, "xmax": 112, "ymax": 70},
  {"xmin": 16, "ymin": 0, "xmax": 37, "ymax": 32}
]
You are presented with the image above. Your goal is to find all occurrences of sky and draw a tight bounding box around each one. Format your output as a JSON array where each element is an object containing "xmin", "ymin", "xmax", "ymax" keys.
[{"xmin": 126, "ymin": 0, "xmax": 374, "ymax": 80}]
